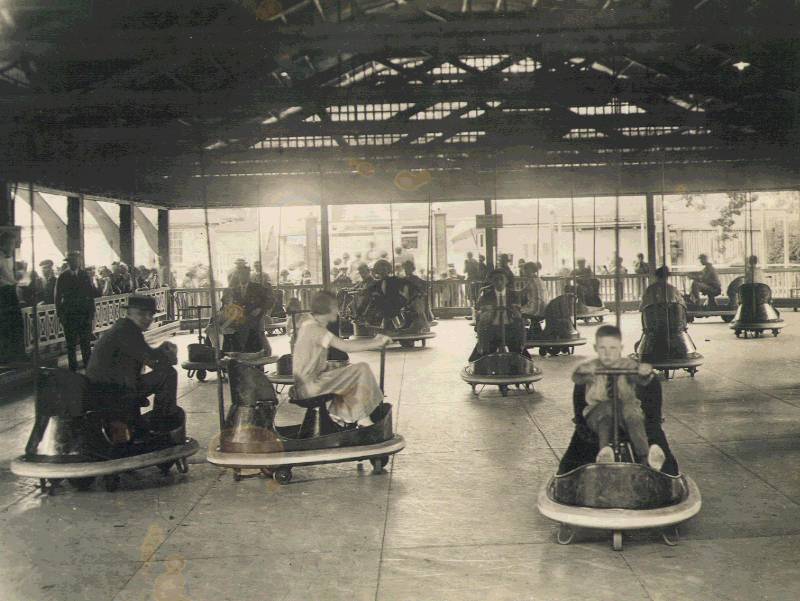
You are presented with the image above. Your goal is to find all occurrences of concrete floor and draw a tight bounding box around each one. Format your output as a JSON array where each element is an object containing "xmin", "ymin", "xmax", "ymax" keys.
[{"xmin": 2, "ymin": 313, "xmax": 800, "ymax": 600}]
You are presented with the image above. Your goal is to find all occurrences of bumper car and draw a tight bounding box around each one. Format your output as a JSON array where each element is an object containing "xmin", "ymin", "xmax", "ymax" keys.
[
  {"xmin": 685, "ymin": 277, "xmax": 742, "ymax": 323},
  {"xmin": 575, "ymin": 279, "xmax": 610, "ymax": 324},
  {"xmin": 181, "ymin": 322, "xmax": 226, "ymax": 382},
  {"xmin": 525, "ymin": 293, "xmax": 587, "ymax": 356},
  {"xmin": 10, "ymin": 368, "xmax": 199, "ymax": 493},
  {"xmin": 537, "ymin": 368, "xmax": 701, "ymax": 550},
  {"xmin": 461, "ymin": 307, "xmax": 543, "ymax": 396},
  {"xmin": 264, "ymin": 315, "xmax": 288, "ymax": 336},
  {"xmin": 632, "ymin": 302, "xmax": 703, "ymax": 379},
  {"xmin": 353, "ymin": 274, "xmax": 435, "ymax": 348},
  {"xmin": 207, "ymin": 351, "xmax": 404, "ymax": 484},
  {"xmin": 731, "ymin": 282, "xmax": 785, "ymax": 338}
]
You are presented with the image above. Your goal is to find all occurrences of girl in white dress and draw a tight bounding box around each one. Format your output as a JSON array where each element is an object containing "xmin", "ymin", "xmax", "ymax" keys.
[{"xmin": 293, "ymin": 291, "xmax": 391, "ymax": 427}]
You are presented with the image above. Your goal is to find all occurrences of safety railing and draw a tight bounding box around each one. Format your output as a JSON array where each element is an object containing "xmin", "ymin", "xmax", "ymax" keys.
[
  {"xmin": 171, "ymin": 284, "xmax": 326, "ymax": 329},
  {"xmin": 21, "ymin": 287, "xmax": 171, "ymax": 353}
]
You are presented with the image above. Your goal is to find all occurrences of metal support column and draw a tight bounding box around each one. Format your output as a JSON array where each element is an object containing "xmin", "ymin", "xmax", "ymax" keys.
[
  {"xmin": 320, "ymin": 201, "xmax": 331, "ymax": 287},
  {"xmin": 158, "ymin": 209, "xmax": 170, "ymax": 284},
  {"xmin": 645, "ymin": 192, "xmax": 657, "ymax": 271},
  {"xmin": 119, "ymin": 204, "xmax": 134, "ymax": 266},
  {"xmin": 66, "ymin": 195, "xmax": 84, "ymax": 256},
  {"xmin": 483, "ymin": 198, "xmax": 495, "ymax": 269}
]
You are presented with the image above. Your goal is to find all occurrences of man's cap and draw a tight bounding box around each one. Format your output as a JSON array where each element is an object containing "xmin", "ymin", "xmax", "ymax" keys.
[
  {"xmin": 39, "ymin": 259, "xmax": 53, "ymax": 267},
  {"xmin": 123, "ymin": 295, "xmax": 157, "ymax": 313}
]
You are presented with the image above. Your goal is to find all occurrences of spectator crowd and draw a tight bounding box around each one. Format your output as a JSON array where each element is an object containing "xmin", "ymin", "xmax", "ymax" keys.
[{"xmin": 12, "ymin": 258, "xmax": 168, "ymax": 307}]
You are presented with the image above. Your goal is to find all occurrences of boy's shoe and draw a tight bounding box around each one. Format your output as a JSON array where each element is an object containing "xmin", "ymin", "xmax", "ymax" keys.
[
  {"xmin": 595, "ymin": 446, "xmax": 615, "ymax": 464},
  {"xmin": 647, "ymin": 444, "xmax": 666, "ymax": 472}
]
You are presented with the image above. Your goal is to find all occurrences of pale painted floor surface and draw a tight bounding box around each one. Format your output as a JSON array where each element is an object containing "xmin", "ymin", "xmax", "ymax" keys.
[{"xmin": 2, "ymin": 314, "xmax": 800, "ymax": 601}]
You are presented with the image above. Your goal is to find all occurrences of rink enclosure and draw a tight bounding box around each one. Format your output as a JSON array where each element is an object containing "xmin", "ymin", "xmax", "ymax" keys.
[
  {"xmin": 1, "ymin": 316, "xmax": 800, "ymax": 600},
  {"xmin": 0, "ymin": 2, "xmax": 799, "ymax": 601}
]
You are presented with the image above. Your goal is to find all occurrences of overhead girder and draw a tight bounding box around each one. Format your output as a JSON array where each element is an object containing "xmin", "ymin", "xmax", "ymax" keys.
[
  {"xmin": 137, "ymin": 159, "xmax": 800, "ymax": 209},
  {"xmin": 17, "ymin": 140, "xmax": 795, "ymax": 208}
]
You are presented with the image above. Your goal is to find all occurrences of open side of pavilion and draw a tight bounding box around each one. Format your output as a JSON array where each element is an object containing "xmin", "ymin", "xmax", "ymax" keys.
[{"xmin": 0, "ymin": 2, "xmax": 799, "ymax": 600}]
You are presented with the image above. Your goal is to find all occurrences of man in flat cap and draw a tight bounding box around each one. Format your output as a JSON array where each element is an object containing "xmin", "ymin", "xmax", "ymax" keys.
[
  {"xmin": 38, "ymin": 259, "xmax": 57, "ymax": 305},
  {"xmin": 87, "ymin": 295, "xmax": 179, "ymax": 420},
  {"xmin": 55, "ymin": 251, "xmax": 97, "ymax": 371}
]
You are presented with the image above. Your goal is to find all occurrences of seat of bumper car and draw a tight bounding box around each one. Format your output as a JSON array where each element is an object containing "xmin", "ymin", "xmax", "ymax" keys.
[{"xmin": 290, "ymin": 393, "xmax": 337, "ymax": 410}]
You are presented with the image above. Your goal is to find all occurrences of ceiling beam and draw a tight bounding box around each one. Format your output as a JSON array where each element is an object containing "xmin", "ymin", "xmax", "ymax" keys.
[{"xmin": 139, "ymin": 159, "xmax": 800, "ymax": 208}]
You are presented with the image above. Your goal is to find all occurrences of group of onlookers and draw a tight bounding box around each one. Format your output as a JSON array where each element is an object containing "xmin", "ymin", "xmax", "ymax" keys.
[
  {"xmin": 0, "ymin": 240, "xmax": 168, "ymax": 367},
  {"xmin": 13, "ymin": 257, "xmax": 163, "ymax": 307}
]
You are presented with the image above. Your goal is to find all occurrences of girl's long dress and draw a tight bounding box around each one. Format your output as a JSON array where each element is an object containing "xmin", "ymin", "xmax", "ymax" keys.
[{"xmin": 292, "ymin": 319, "xmax": 382, "ymax": 423}]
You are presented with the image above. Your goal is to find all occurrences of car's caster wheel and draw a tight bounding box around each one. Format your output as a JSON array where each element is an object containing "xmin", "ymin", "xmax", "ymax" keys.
[
  {"xmin": 773, "ymin": 329, "xmax": 780, "ymax": 337},
  {"xmin": 370, "ymin": 456, "xmax": 389, "ymax": 474},
  {"xmin": 538, "ymin": 347, "xmax": 547, "ymax": 357},
  {"xmin": 470, "ymin": 384, "xmax": 477, "ymax": 395},
  {"xmin": 103, "ymin": 475, "xmax": 121, "ymax": 492},
  {"xmin": 688, "ymin": 367, "xmax": 697, "ymax": 377},
  {"xmin": 662, "ymin": 527, "xmax": 679, "ymax": 546},
  {"xmin": 158, "ymin": 462, "xmax": 174, "ymax": 476},
  {"xmin": 273, "ymin": 467, "xmax": 292, "ymax": 485},
  {"xmin": 612, "ymin": 531, "xmax": 623, "ymax": 551},
  {"xmin": 722, "ymin": 315, "xmax": 734, "ymax": 323},
  {"xmin": 399, "ymin": 340, "xmax": 414, "ymax": 348},
  {"xmin": 68, "ymin": 477, "xmax": 95, "ymax": 491},
  {"xmin": 755, "ymin": 330, "xmax": 762, "ymax": 338},
  {"xmin": 196, "ymin": 369, "xmax": 207, "ymax": 382},
  {"xmin": 499, "ymin": 385, "xmax": 508, "ymax": 397},
  {"xmin": 233, "ymin": 469, "xmax": 242, "ymax": 482},
  {"xmin": 597, "ymin": 316, "xmax": 604, "ymax": 323},
  {"xmin": 557, "ymin": 524, "xmax": 574, "ymax": 545},
  {"xmin": 176, "ymin": 458, "xmax": 189, "ymax": 474},
  {"xmin": 42, "ymin": 478, "xmax": 62, "ymax": 494}
]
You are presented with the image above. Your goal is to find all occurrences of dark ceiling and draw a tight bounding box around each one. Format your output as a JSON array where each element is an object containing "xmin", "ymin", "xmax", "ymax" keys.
[{"xmin": 0, "ymin": 0, "xmax": 798, "ymax": 207}]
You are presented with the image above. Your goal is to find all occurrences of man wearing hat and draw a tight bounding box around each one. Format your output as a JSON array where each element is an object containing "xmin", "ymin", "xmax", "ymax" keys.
[
  {"xmin": 87, "ymin": 295, "xmax": 179, "ymax": 419},
  {"xmin": 220, "ymin": 262, "xmax": 273, "ymax": 352},
  {"xmin": 55, "ymin": 251, "xmax": 97, "ymax": 371},
  {"xmin": 38, "ymin": 259, "xmax": 57, "ymax": 305}
]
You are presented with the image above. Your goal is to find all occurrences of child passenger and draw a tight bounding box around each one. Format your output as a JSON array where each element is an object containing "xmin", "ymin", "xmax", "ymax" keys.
[
  {"xmin": 572, "ymin": 325, "xmax": 665, "ymax": 470},
  {"xmin": 293, "ymin": 291, "xmax": 391, "ymax": 428}
]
